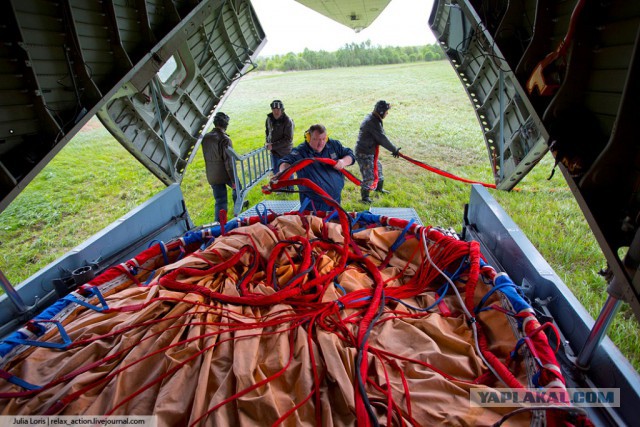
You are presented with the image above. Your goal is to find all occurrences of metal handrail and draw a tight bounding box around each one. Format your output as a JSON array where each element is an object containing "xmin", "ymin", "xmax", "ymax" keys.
[
  {"xmin": 227, "ymin": 146, "xmax": 272, "ymax": 216},
  {"xmin": 0, "ymin": 269, "xmax": 27, "ymax": 313}
]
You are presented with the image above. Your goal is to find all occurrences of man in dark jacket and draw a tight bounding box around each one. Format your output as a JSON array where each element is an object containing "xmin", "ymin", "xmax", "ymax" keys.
[
  {"xmin": 201, "ymin": 112, "xmax": 236, "ymax": 222},
  {"xmin": 278, "ymin": 123, "xmax": 355, "ymax": 211},
  {"xmin": 265, "ymin": 100, "xmax": 294, "ymax": 174},
  {"xmin": 355, "ymin": 100, "xmax": 401, "ymax": 203}
]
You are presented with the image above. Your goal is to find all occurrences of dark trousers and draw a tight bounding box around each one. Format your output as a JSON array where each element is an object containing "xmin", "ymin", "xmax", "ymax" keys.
[{"xmin": 356, "ymin": 153, "xmax": 384, "ymax": 190}]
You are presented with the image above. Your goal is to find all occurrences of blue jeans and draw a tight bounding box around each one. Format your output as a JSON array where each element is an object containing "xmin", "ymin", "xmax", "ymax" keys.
[
  {"xmin": 271, "ymin": 152, "xmax": 293, "ymax": 191},
  {"xmin": 212, "ymin": 184, "xmax": 237, "ymax": 222},
  {"xmin": 271, "ymin": 152, "xmax": 284, "ymax": 174}
]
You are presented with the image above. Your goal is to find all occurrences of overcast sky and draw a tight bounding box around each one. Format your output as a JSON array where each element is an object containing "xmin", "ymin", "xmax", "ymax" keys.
[{"xmin": 251, "ymin": 0, "xmax": 437, "ymax": 57}]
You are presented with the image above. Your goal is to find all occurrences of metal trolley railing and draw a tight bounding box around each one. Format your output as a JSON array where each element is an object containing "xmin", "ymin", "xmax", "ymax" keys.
[{"xmin": 227, "ymin": 146, "xmax": 272, "ymax": 217}]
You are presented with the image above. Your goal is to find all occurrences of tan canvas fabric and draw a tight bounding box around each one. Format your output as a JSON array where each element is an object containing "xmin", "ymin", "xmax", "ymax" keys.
[{"xmin": 0, "ymin": 215, "xmax": 540, "ymax": 426}]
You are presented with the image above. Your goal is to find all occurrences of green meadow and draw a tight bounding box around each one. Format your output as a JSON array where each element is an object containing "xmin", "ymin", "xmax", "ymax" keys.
[{"xmin": 0, "ymin": 61, "xmax": 638, "ymax": 369}]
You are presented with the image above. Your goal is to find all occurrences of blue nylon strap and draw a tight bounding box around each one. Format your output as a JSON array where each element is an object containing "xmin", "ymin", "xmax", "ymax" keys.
[
  {"xmin": 182, "ymin": 230, "xmax": 205, "ymax": 246},
  {"xmin": 66, "ymin": 287, "xmax": 109, "ymax": 312},
  {"xmin": 255, "ymin": 202, "xmax": 269, "ymax": 224},
  {"xmin": 493, "ymin": 274, "xmax": 528, "ymax": 313},
  {"xmin": 386, "ymin": 282, "xmax": 449, "ymax": 312},
  {"xmin": 0, "ymin": 369, "xmax": 42, "ymax": 391},
  {"xmin": 389, "ymin": 219, "xmax": 415, "ymax": 253},
  {"xmin": 299, "ymin": 197, "xmax": 312, "ymax": 213},
  {"xmin": 324, "ymin": 210, "xmax": 338, "ymax": 223},
  {"xmin": 350, "ymin": 212, "xmax": 363, "ymax": 228},
  {"xmin": 148, "ymin": 240, "xmax": 169, "ymax": 265},
  {"xmin": 4, "ymin": 320, "xmax": 72, "ymax": 350},
  {"xmin": 144, "ymin": 270, "xmax": 156, "ymax": 285},
  {"xmin": 358, "ymin": 212, "xmax": 382, "ymax": 225},
  {"xmin": 333, "ymin": 281, "xmax": 347, "ymax": 295},
  {"xmin": 350, "ymin": 212, "xmax": 383, "ymax": 234},
  {"xmin": 475, "ymin": 282, "xmax": 515, "ymax": 314}
]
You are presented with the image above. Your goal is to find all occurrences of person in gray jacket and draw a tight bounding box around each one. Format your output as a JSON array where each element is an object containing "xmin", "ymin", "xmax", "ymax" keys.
[
  {"xmin": 355, "ymin": 100, "xmax": 401, "ymax": 203},
  {"xmin": 265, "ymin": 100, "xmax": 294, "ymax": 173},
  {"xmin": 201, "ymin": 112, "xmax": 237, "ymax": 222}
]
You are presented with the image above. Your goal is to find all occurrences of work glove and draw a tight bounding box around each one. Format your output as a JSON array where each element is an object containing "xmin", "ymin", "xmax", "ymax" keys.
[{"xmin": 392, "ymin": 147, "xmax": 401, "ymax": 158}]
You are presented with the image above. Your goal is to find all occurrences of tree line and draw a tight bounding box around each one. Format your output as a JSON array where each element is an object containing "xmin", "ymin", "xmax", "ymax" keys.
[{"xmin": 255, "ymin": 40, "xmax": 445, "ymax": 72}]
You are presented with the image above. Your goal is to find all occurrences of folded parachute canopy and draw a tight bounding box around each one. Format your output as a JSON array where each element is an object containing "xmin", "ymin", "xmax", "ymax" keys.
[{"xmin": 0, "ymin": 207, "xmax": 578, "ymax": 426}]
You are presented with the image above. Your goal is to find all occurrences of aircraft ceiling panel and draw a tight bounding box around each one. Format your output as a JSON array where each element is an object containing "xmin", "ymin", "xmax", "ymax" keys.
[
  {"xmin": 294, "ymin": 0, "xmax": 392, "ymax": 31},
  {"xmin": 0, "ymin": 0, "xmax": 266, "ymax": 213}
]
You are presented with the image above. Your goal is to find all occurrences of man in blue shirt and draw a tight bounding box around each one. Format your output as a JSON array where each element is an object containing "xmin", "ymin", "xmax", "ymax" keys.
[{"xmin": 278, "ymin": 123, "xmax": 355, "ymax": 211}]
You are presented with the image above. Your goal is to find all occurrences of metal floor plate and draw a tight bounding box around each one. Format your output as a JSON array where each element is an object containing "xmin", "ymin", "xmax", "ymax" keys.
[
  {"xmin": 239, "ymin": 201, "xmax": 423, "ymax": 225},
  {"xmin": 238, "ymin": 200, "xmax": 301, "ymax": 219}
]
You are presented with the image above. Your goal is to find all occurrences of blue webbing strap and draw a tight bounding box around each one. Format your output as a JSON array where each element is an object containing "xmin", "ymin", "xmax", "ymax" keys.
[
  {"xmin": 182, "ymin": 230, "xmax": 205, "ymax": 246},
  {"xmin": 386, "ymin": 282, "xmax": 449, "ymax": 312},
  {"xmin": 389, "ymin": 219, "xmax": 415, "ymax": 253},
  {"xmin": 4, "ymin": 320, "xmax": 72, "ymax": 350},
  {"xmin": 255, "ymin": 202, "xmax": 269, "ymax": 224},
  {"xmin": 475, "ymin": 282, "xmax": 516, "ymax": 314},
  {"xmin": 148, "ymin": 240, "xmax": 169, "ymax": 265},
  {"xmin": 299, "ymin": 197, "xmax": 312, "ymax": 213},
  {"xmin": 334, "ymin": 280, "xmax": 347, "ymax": 296},
  {"xmin": 0, "ymin": 369, "xmax": 42, "ymax": 391},
  {"xmin": 67, "ymin": 287, "xmax": 109, "ymax": 312},
  {"xmin": 350, "ymin": 212, "xmax": 382, "ymax": 234},
  {"xmin": 144, "ymin": 270, "xmax": 156, "ymax": 285},
  {"xmin": 324, "ymin": 210, "xmax": 339, "ymax": 223}
]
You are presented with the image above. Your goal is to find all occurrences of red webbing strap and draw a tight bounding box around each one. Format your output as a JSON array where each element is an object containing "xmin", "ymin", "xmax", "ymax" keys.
[
  {"xmin": 465, "ymin": 241, "xmax": 524, "ymax": 389},
  {"xmin": 374, "ymin": 348, "xmax": 476, "ymax": 385},
  {"xmin": 398, "ymin": 152, "xmax": 497, "ymax": 189},
  {"xmin": 43, "ymin": 311, "xmax": 301, "ymax": 415},
  {"xmin": 219, "ymin": 209, "xmax": 227, "ymax": 235},
  {"xmin": 353, "ymin": 254, "xmax": 386, "ymax": 426},
  {"xmin": 434, "ymin": 293, "xmax": 452, "ymax": 317},
  {"xmin": 273, "ymin": 388, "xmax": 317, "ymax": 427},
  {"xmin": 373, "ymin": 347, "xmax": 394, "ymax": 426},
  {"xmin": 381, "ymin": 354, "xmax": 417, "ymax": 425},
  {"xmin": 190, "ymin": 327, "xmax": 299, "ymax": 426},
  {"xmin": 479, "ymin": 262, "xmax": 566, "ymax": 389},
  {"xmin": 161, "ymin": 176, "xmax": 353, "ymax": 307},
  {"xmin": 370, "ymin": 145, "xmax": 380, "ymax": 190},
  {"xmin": 107, "ymin": 322, "xmax": 303, "ymax": 420},
  {"xmin": 522, "ymin": 317, "xmax": 566, "ymax": 387},
  {"xmin": 265, "ymin": 236, "xmax": 312, "ymax": 290},
  {"xmin": 113, "ymin": 264, "xmax": 144, "ymax": 287},
  {"xmin": 267, "ymin": 157, "xmax": 365, "ymax": 188},
  {"xmin": 306, "ymin": 315, "xmax": 323, "ymax": 426}
]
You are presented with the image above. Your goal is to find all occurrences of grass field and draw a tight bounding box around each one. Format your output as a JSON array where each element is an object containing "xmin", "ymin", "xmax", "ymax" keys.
[{"xmin": 0, "ymin": 61, "xmax": 638, "ymax": 369}]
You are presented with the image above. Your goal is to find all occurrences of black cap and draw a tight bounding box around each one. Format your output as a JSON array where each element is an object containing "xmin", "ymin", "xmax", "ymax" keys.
[
  {"xmin": 374, "ymin": 100, "xmax": 391, "ymax": 115},
  {"xmin": 213, "ymin": 112, "xmax": 230, "ymax": 128},
  {"xmin": 270, "ymin": 100, "xmax": 284, "ymax": 109}
]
